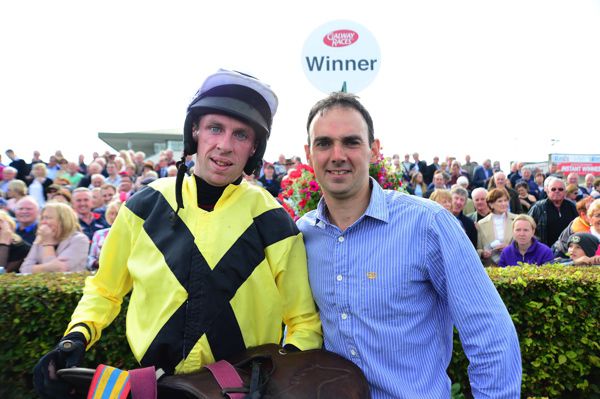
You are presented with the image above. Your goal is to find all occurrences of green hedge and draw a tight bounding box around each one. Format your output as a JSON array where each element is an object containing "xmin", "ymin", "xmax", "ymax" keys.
[{"xmin": 1, "ymin": 265, "xmax": 599, "ymax": 399}]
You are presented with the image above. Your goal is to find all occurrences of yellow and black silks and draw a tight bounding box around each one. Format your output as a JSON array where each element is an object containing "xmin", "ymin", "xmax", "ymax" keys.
[{"xmin": 65, "ymin": 175, "xmax": 322, "ymax": 374}]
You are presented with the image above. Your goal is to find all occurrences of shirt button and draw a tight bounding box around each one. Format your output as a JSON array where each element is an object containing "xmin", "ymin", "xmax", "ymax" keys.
[
  {"xmin": 341, "ymin": 313, "xmax": 348, "ymax": 320},
  {"xmin": 338, "ymin": 236, "xmax": 344, "ymax": 243},
  {"xmin": 350, "ymin": 349, "xmax": 357, "ymax": 356},
  {"xmin": 336, "ymin": 274, "xmax": 343, "ymax": 282}
]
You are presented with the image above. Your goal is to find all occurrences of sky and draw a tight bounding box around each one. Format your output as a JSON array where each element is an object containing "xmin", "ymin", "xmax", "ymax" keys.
[{"xmin": 1, "ymin": 0, "xmax": 599, "ymax": 171}]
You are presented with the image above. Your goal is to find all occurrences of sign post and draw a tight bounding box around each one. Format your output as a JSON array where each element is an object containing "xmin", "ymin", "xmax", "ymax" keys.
[{"xmin": 302, "ymin": 20, "xmax": 381, "ymax": 94}]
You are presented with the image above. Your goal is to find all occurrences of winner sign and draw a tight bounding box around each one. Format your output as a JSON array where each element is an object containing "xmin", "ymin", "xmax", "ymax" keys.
[{"xmin": 302, "ymin": 20, "xmax": 381, "ymax": 93}]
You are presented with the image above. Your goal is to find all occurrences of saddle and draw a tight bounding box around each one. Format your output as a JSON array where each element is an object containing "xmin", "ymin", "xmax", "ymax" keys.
[{"xmin": 58, "ymin": 344, "xmax": 371, "ymax": 399}]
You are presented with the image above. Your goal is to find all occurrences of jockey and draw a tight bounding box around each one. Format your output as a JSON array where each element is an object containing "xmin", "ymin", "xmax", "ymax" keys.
[{"xmin": 34, "ymin": 69, "xmax": 323, "ymax": 397}]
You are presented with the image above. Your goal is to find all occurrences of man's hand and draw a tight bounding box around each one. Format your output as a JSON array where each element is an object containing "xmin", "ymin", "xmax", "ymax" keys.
[{"xmin": 33, "ymin": 333, "xmax": 86, "ymax": 398}]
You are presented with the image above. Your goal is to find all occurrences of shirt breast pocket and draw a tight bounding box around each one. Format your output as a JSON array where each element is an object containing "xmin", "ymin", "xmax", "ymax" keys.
[{"xmin": 359, "ymin": 258, "xmax": 427, "ymax": 321}]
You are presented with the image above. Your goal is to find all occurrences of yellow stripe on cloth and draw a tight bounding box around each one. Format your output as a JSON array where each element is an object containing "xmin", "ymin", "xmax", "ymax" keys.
[{"xmin": 87, "ymin": 364, "xmax": 131, "ymax": 399}]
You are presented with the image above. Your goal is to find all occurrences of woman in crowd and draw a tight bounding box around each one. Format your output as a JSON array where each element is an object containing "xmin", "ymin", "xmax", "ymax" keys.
[
  {"xmin": 87, "ymin": 200, "xmax": 122, "ymax": 270},
  {"xmin": 477, "ymin": 188, "xmax": 518, "ymax": 265},
  {"xmin": 0, "ymin": 210, "xmax": 31, "ymax": 272},
  {"xmin": 27, "ymin": 163, "xmax": 53, "ymax": 207},
  {"xmin": 429, "ymin": 189, "xmax": 452, "ymax": 212},
  {"xmin": 566, "ymin": 233, "xmax": 600, "ymax": 265},
  {"xmin": 588, "ymin": 198, "xmax": 600, "ymax": 239},
  {"xmin": 498, "ymin": 214, "xmax": 554, "ymax": 267},
  {"xmin": 408, "ymin": 172, "xmax": 428, "ymax": 197},
  {"xmin": 5, "ymin": 179, "xmax": 27, "ymax": 215},
  {"xmin": 20, "ymin": 202, "xmax": 89, "ymax": 273},
  {"xmin": 565, "ymin": 184, "xmax": 579, "ymax": 202},
  {"xmin": 552, "ymin": 197, "xmax": 593, "ymax": 257},
  {"xmin": 515, "ymin": 181, "xmax": 537, "ymax": 212}
]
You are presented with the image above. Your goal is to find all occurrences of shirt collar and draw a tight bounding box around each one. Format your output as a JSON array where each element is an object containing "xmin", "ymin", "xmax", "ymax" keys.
[{"xmin": 313, "ymin": 177, "xmax": 390, "ymax": 228}]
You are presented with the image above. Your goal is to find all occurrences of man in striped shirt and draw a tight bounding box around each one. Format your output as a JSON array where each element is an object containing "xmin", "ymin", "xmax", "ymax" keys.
[{"xmin": 297, "ymin": 92, "xmax": 522, "ymax": 399}]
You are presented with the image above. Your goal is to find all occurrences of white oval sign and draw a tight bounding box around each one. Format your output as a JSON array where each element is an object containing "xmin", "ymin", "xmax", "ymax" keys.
[{"xmin": 302, "ymin": 20, "xmax": 381, "ymax": 93}]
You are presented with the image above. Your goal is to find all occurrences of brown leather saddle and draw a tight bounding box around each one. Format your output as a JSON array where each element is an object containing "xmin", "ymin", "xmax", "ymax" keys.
[{"xmin": 58, "ymin": 344, "xmax": 371, "ymax": 399}]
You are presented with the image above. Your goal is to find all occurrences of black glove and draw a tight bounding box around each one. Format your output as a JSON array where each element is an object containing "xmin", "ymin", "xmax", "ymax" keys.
[{"xmin": 33, "ymin": 332, "xmax": 86, "ymax": 399}]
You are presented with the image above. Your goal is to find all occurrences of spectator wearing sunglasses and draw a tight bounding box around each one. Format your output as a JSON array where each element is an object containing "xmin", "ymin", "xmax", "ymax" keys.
[{"xmin": 528, "ymin": 177, "xmax": 578, "ymax": 246}]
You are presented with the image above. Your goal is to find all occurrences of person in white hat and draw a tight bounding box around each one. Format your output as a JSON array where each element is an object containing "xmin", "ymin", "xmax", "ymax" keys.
[{"xmin": 33, "ymin": 70, "xmax": 322, "ymax": 397}]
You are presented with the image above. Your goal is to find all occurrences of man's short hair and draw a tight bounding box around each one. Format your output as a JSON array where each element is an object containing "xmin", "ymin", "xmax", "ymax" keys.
[
  {"xmin": 471, "ymin": 187, "xmax": 488, "ymax": 198},
  {"xmin": 450, "ymin": 186, "xmax": 469, "ymax": 199},
  {"xmin": 306, "ymin": 92, "xmax": 374, "ymax": 146},
  {"xmin": 544, "ymin": 176, "xmax": 564, "ymax": 189}
]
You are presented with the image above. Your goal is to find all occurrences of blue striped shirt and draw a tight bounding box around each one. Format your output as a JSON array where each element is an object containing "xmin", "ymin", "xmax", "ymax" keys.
[{"xmin": 297, "ymin": 179, "xmax": 521, "ymax": 399}]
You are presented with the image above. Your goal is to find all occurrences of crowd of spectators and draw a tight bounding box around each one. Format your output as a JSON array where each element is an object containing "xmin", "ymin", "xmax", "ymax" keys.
[{"xmin": 0, "ymin": 148, "xmax": 599, "ymax": 273}]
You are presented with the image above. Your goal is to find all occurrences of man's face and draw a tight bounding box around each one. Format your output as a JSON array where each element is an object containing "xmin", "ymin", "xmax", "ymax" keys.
[
  {"xmin": 483, "ymin": 160, "xmax": 491, "ymax": 169},
  {"xmin": 306, "ymin": 106, "xmax": 378, "ymax": 202},
  {"xmin": 107, "ymin": 163, "xmax": 117, "ymax": 175},
  {"xmin": 88, "ymin": 163, "xmax": 102, "ymax": 176},
  {"xmin": 433, "ymin": 156, "xmax": 439, "ymax": 164},
  {"xmin": 135, "ymin": 153, "xmax": 145, "ymax": 164},
  {"xmin": 91, "ymin": 190, "xmax": 104, "ymax": 208},
  {"xmin": 495, "ymin": 173, "xmax": 506, "ymax": 187},
  {"xmin": 102, "ymin": 188, "xmax": 116, "ymax": 205},
  {"xmin": 549, "ymin": 163, "xmax": 557, "ymax": 173},
  {"xmin": 585, "ymin": 174, "xmax": 594, "ymax": 186},
  {"xmin": 48, "ymin": 156, "xmax": 57, "ymax": 166},
  {"xmin": 465, "ymin": 155, "xmax": 471, "ymax": 163},
  {"xmin": 2, "ymin": 169, "xmax": 15, "ymax": 181},
  {"xmin": 451, "ymin": 163, "xmax": 460, "ymax": 176},
  {"xmin": 15, "ymin": 200, "xmax": 38, "ymax": 226},
  {"xmin": 567, "ymin": 173, "xmax": 578, "ymax": 185},
  {"xmin": 91, "ymin": 176, "xmax": 104, "ymax": 188},
  {"xmin": 72, "ymin": 191, "xmax": 92, "ymax": 216},
  {"xmin": 194, "ymin": 113, "xmax": 257, "ymax": 187},
  {"xmin": 433, "ymin": 173, "xmax": 445, "ymax": 187},
  {"xmin": 451, "ymin": 194, "xmax": 466, "ymax": 215},
  {"xmin": 522, "ymin": 169, "xmax": 531, "ymax": 180},
  {"xmin": 165, "ymin": 149, "xmax": 174, "ymax": 161},
  {"xmin": 119, "ymin": 177, "xmax": 132, "ymax": 192},
  {"xmin": 473, "ymin": 191, "xmax": 489, "ymax": 213},
  {"xmin": 547, "ymin": 180, "xmax": 566, "ymax": 203},
  {"xmin": 412, "ymin": 153, "xmax": 419, "ymax": 162}
]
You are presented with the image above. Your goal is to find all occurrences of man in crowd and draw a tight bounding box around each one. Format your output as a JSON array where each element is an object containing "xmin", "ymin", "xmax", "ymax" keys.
[
  {"xmin": 14, "ymin": 196, "xmax": 39, "ymax": 245},
  {"xmin": 298, "ymin": 92, "xmax": 520, "ymax": 398},
  {"xmin": 30, "ymin": 150, "xmax": 45, "ymax": 168},
  {"xmin": 528, "ymin": 177, "xmax": 579, "ymax": 246},
  {"xmin": 424, "ymin": 170, "xmax": 448, "ymax": 198},
  {"xmin": 424, "ymin": 155, "xmax": 440, "ymax": 185},
  {"xmin": 117, "ymin": 172, "xmax": 135, "ymax": 201},
  {"xmin": 472, "ymin": 159, "xmax": 494, "ymax": 188},
  {"xmin": 34, "ymin": 69, "xmax": 322, "ymax": 397},
  {"xmin": 104, "ymin": 161, "xmax": 121, "ymax": 186},
  {"xmin": 133, "ymin": 151, "xmax": 146, "ymax": 176},
  {"xmin": 508, "ymin": 161, "xmax": 523, "ymax": 188},
  {"xmin": 45, "ymin": 155, "xmax": 61, "ymax": 180},
  {"xmin": 450, "ymin": 186, "xmax": 477, "ymax": 247},
  {"xmin": 410, "ymin": 152, "xmax": 427, "ymax": 178},
  {"xmin": 462, "ymin": 154, "xmax": 478, "ymax": 180},
  {"xmin": 468, "ymin": 187, "xmax": 491, "ymax": 222},
  {"xmin": 77, "ymin": 162, "xmax": 103, "ymax": 188},
  {"xmin": 71, "ymin": 187, "xmax": 109, "ymax": 241},
  {"xmin": 0, "ymin": 166, "xmax": 17, "ymax": 193},
  {"xmin": 5, "ymin": 149, "xmax": 29, "ymax": 181},
  {"xmin": 582, "ymin": 173, "xmax": 595, "ymax": 196}
]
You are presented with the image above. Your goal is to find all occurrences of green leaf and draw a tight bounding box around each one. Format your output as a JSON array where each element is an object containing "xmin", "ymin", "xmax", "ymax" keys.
[
  {"xmin": 558, "ymin": 354, "xmax": 567, "ymax": 364},
  {"xmin": 566, "ymin": 305, "xmax": 573, "ymax": 314}
]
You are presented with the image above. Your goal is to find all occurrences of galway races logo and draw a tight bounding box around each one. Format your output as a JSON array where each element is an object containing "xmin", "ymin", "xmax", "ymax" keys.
[{"xmin": 323, "ymin": 30, "xmax": 359, "ymax": 47}]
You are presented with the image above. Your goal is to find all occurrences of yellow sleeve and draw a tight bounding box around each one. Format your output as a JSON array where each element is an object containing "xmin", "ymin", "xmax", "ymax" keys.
[
  {"xmin": 269, "ymin": 232, "xmax": 322, "ymax": 350},
  {"xmin": 65, "ymin": 206, "xmax": 138, "ymax": 348}
]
